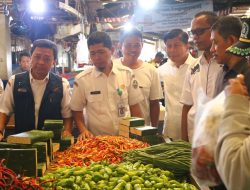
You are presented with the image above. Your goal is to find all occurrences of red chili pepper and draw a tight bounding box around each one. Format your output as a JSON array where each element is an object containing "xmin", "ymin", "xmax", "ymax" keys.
[{"xmin": 51, "ymin": 136, "xmax": 149, "ymax": 169}]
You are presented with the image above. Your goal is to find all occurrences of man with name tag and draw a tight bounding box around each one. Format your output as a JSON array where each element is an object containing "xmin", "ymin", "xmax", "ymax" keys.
[
  {"xmin": 113, "ymin": 28, "xmax": 162, "ymax": 128},
  {"xmin": 0, "ymin": 39, "xmax": 72, "ymax": 141},
  {"xmin": 70, "ymin": 31, "xmax": 144, "ymax": 140}
]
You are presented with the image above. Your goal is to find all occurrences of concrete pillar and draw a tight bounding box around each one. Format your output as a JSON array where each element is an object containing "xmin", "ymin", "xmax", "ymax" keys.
[{"xmin": 0, "ymin": 15, "xmax": 12, "ymax": 80}]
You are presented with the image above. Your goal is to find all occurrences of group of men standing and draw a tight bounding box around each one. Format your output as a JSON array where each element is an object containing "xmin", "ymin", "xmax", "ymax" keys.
[
  {"xmin": 0, "ymin": 10, "xmax": 249, "ymax": 190},
  {"xmin": 160, "ymin": 11, "xmax": 250, "ymax": 144},
  {"xmin": 0, "ymin": 11, "xmax": 249, "ymax": 145}
]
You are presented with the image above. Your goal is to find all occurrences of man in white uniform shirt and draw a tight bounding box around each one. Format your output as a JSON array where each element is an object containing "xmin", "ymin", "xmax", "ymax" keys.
[
  {"xmin": 158, "ymin": 29, "xmax": 197, "ymax": 140},
  {"xmin": 0, "ymin": 79, "xmax": 3, "ymax": 97},
  {"xmin": 114, "ymin": 28, "xmax": 162, "ymax": 127},
  {"xmin": 0, "ymin": 39, "xmax": 72, "ymax": 141},
  {"xmin": 180, "ymin": 11, "xmax": 222, "ymax": 142},
  {"xmin": 70, "ymin": 31, "xmax": 143, "ymax": 140}
]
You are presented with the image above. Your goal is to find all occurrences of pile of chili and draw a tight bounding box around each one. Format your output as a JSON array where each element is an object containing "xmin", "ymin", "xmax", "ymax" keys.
[
  {"xmin": 51, "ymin": 136, "xmax": 148, "ymax": 169},
  {"xmin": 0, "ymin": 159, "xmax": 42, "ymax": 190}
]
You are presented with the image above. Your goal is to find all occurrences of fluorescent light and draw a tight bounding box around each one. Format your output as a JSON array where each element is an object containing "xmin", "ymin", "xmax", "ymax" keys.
[
  {"xmin": 123, "ymin": 22, "xmax": 133, "ymax": 31},
  {"xmin": 29, "ymin": 0, "xmax": 46, "ymax": 14},
  {"xmin": 138, "ymin": 0, "xmax": 158, "ymax": 10}
]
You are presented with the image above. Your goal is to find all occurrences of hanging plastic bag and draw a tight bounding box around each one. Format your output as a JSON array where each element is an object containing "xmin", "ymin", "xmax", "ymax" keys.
[{"xmin": 191, "ymin": 91, "xmax": 225, "ymax": 186}]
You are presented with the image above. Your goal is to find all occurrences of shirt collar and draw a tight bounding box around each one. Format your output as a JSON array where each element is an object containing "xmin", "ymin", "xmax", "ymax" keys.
[
  {"xmin": 93, "ymin": 62, "xmax": 117, "ymax": 78},
  {"xmin": 199, "ymin": 53, "xmax": 208, "ymax": 65},
  {"xmin": 184, "ymin": 54, "xmax": 195, "ymax": 65},
  {"xmin": 199, "ymin": 53, "xmax": 217, "ymax": 65},
  {"xmin": 30, "ymin": 71, "xmax": 50, "ymax": 83},
  {"xmin": 169, "ymin": 53, "xmax": 193, "ymax": 67}
]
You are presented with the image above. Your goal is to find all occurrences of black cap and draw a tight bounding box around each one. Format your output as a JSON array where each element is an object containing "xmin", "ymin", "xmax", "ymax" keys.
[{"xmin": 226, "ymin": 18, "xmax": 250, "ymax": 56}]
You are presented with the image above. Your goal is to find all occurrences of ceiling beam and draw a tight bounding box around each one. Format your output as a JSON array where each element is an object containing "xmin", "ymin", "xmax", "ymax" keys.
[{"xmin": 58, "ymin": 1, "xmax": 83, "ymax": 19}]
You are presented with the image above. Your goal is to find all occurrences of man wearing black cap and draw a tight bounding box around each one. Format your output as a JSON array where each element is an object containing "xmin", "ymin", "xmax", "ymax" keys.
[
  {"xmin": 213, "ymin": 18, "xmax": 250, "ymax": 183},
  {"xmin": 211, "ymin": 17, "xmax": 250, "ymax": 95},
  {"xmin": 0, "ymin": 39, "xmax": 72, "ymax": 141}
]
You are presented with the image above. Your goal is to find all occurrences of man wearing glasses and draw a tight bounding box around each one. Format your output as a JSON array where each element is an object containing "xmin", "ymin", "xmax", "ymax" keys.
[
  {"xmin": 0, "ymin": 39, "xmax": 72, "ymax": 141},
  {"xmin": 180, "ymin": 11, "xmax": 222, "ymax": 142}
]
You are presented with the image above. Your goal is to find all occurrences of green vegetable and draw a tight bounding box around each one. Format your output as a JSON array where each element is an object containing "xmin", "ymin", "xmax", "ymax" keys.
[
  {"xmin": 57, "ymin": 178, "xmax": 74, "ymax": 187},
  {"xmin": 125, "ymin": 183, "xmax": 133, "ymax": 190},
  {"xmin": 40, "ymin": 161, "xmax": 197, "ymax": 190},
  {"xmin": 113, "ymin": 181, "xmax": 126, "ymax": 190},
  {"xmin": 123, "ymin": 141, "xmax": 191, "ymax": 178}
]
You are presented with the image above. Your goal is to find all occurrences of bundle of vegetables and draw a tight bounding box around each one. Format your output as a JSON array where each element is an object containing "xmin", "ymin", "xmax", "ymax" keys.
[
  {"xmin": 40, "ymin": 161, "xmax": 197, "ymax": 190},
  {"xmin": 0, "ymin": 159, "xmax": 42, "ymax": 190},
  {"xmin": 123, "ymin": 140, "xmax": 192, "ymax": 178},
  {"xmin": 51, "ymin": 136, "xmax": 149, "ymax": 169}
]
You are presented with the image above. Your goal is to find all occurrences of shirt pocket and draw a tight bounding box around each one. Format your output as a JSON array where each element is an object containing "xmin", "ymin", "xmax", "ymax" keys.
[
  {"xmin": 120, "ymin": 91, "xmax": 128, "ymax": 104},
  {"xmin": 139, "ymin": 85, "xmax": 150, "ymax": 99},
  {"xmin": 115, "ymin": 90, "xmax": 129, "ymax": 109},
  {"xmin": 87, "ymin": 94, "xmax": 105, "ymax": 113}
]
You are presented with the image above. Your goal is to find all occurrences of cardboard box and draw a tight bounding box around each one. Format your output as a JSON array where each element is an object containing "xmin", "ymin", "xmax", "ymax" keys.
[
  {"xmin": 120, "ymin": 117, "xmax": 145, "ymax": 127},
  {"xmin": 130, "ymin": 126, "xmax": 158, "ymax": 136}
]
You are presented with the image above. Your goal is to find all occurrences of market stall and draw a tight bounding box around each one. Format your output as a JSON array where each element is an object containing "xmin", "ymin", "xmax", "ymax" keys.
[{"xmin": 0, "ymin": 118, "xmax": 197, "ymax": 190}]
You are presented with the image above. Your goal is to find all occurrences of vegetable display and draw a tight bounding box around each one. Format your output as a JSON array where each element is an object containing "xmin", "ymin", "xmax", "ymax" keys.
[
  {"xmin": 51, "ymin": 136, "xmax": 149, "ymax": 169},
  {"xmin": 123, "ymin": 141, "xmax": 192, "ymax": 178},
  {"xmin": 0, "ymin": 159, "xmax": 42, "ymax": 190},
  {"xmin": 40, "ymin": 161, "xmax": 197, "ymax": 190}
]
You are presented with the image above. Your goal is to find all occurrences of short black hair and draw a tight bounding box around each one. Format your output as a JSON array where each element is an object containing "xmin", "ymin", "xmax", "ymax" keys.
[
  {"xmin": 211, "ymin": 16, "xmax": 242, "ymax": 40},
  {"xmin": 194, "ymin": 11, "xmax": 219, "ymax": 26},
  {"xmin": 163, "ymin": 29, "xmax": 189, "ymax": 44},
  {"xmin": 87, "ymin": 31, "xmax": 112, "ymax": 49},
  {"xmin": 120, "ymin": 28, "xmax": 143, "ymax": 44},
  {"xmin": 155, "ymin": 52, "xmax": 164, "ymax": 58},
  {"xmin": 31, "ymin": 39, "xmax": 58, "ymax": 60},
  {"xmin": 18, "ymin": 51, "xmax": 30, "ymax": 62}
]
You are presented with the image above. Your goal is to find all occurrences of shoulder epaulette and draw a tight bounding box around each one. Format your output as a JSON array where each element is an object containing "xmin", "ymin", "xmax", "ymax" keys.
[
  {"xmin": 75, "ymin": 68, "xmax": 93, "ymax": 79},
  {"xmin": 116, "ymin": 64, "xmax": 132, "ymax": 72}
]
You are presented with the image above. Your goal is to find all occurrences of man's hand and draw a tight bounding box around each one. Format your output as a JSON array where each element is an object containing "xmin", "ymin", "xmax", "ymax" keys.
[
  {"xmin": 226, "ymin": 74, "xmax": 248, "ymax": 96},
  {"xmin": 62, "ymin": 130, "xmax": 72, "ymax": 138},
  {"xmin": 77, "ymin": 129, "xmax": 93, "ymax": 141}
]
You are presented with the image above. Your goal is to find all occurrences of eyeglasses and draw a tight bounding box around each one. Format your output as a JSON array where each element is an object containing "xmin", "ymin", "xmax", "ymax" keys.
[{"xmin": 190, "ymin": 27, "xmax": 210, "ymax": 36}]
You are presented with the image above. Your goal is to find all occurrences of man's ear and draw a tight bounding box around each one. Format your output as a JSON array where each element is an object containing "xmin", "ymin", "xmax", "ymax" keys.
[{"xmin": 228, "ymin": 35, "xmax": 239, "ymax": 46}]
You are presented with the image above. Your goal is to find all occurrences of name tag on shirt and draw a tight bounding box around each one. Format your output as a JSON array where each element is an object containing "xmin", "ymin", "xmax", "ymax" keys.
[
  {"xmin": 17, "ymin": 88, "xmax": 27, "ymax": 93},
  {"xmin": 90, "ymin": 91, "xmax": 101, "ymax": 95},
  {"xmin": 117, "ymin": 102, "xmax": 125, "ymax": 117}
]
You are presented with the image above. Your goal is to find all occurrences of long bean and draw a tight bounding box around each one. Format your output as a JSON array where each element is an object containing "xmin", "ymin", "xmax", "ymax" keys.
[{"xmin": 123, "ymin": 140, "xmax": 192, "ymax": 178}]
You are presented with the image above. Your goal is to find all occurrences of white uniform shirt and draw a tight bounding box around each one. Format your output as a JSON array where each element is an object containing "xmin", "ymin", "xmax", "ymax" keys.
[
  {"xmin": 0, "ymin": 72, "xmax": 72, "ymax": 128},
  {"xmin": 180, "ymin": 54, "xmax": 223, "ymax": 141},
  {"xmin": 159, "ymin": 54, "xmax": 197, "ymax": 139},
  {"xmin": 114, "ymin": 58, "xmax": 163, "ymax": 125},
  {"xmin": 70, "ymin": 64, "xmax": 144, "ymax": 136},
  {"xmin": 0, "ymin": 79, "xmax": 3, "ymax": 98}
]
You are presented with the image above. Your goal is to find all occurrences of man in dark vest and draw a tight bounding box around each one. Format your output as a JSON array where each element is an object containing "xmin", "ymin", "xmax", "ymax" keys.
[{"xmin": 0, "ymin": 39, "xmax": 72, "ymax": 141}]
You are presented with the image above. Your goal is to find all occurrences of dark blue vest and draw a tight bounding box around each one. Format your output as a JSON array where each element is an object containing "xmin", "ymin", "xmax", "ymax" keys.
[{"xmin": 13, "ymin": 71, "xmax": 63, "ymax": 133}]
